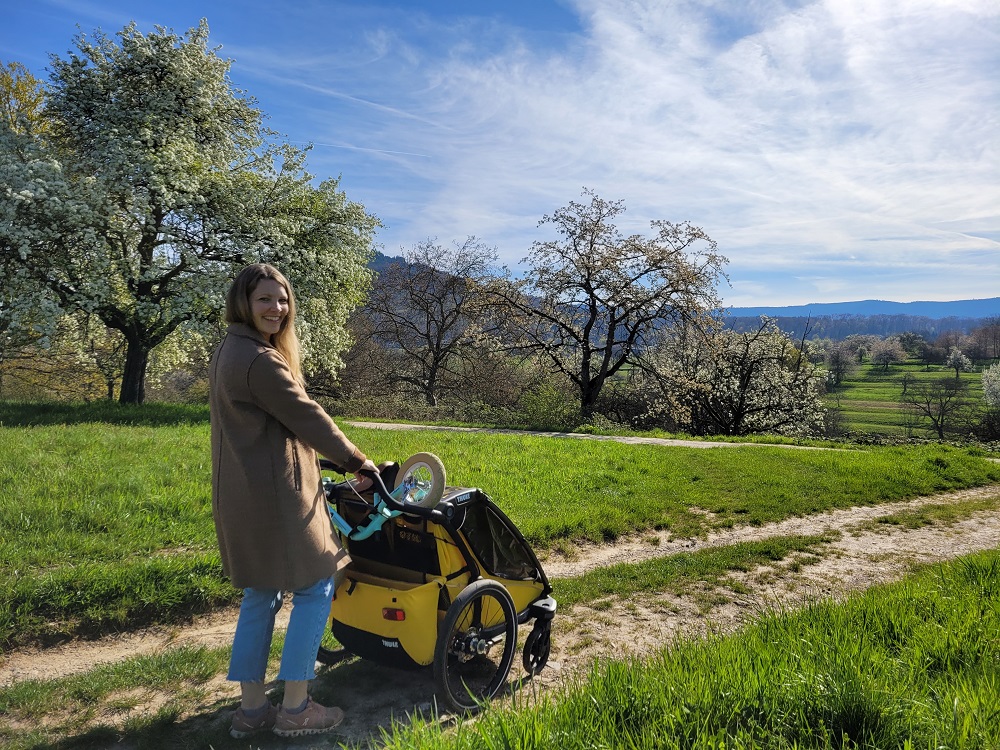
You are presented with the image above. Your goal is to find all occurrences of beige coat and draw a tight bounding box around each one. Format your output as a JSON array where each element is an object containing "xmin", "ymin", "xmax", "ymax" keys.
[{"xmin": 209, "ymin": 323, "xmax": 365, "ymax": 590}]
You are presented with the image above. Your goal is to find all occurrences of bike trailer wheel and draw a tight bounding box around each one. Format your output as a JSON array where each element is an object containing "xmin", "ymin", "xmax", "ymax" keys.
[
  {"xmin": 522, "ymin": 619, "xmax": 552, "ymax": 676},
  {"xmin": 433, "ymin": 579, "xmax": 517, "ymax": 713}
]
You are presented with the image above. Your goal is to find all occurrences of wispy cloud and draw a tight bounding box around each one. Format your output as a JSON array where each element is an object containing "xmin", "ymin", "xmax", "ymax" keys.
[
  {"xmin": 359, "ymin": 0, "xmax": 999, "ymax": 304},
  {"xmin": 5, "ymin": 0, "xmax": 997, "ymax": 304}
]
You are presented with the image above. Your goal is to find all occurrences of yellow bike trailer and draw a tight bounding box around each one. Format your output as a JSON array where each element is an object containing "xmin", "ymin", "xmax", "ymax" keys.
[{"xmin": 318, "ymin": 455, "xmax": 556, "ymax": 714}]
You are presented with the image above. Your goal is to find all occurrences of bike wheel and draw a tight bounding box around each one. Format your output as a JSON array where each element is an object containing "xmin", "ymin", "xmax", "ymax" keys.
[
  {"xmin": 316, "ymin": 624, "xmax": 350, "ymax": 666},
  {"xmin": 522, "ymin": 619, "xmax": 551, "ymax": 676},
  {"xmin": 433, "ymin": 579, "xmax": 517, "ymax": 713},
  {"xmin": 395, "ymin": 452, "xmax": 446, "ymax": 508}
]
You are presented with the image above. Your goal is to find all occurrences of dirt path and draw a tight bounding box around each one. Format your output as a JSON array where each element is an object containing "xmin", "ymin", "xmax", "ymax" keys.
[
  {"xmin": 547, "ymin": 485, "xmax": 1000, "ymax": 663},
  {"xmin": 3, "ymin": 484, "xmax": 999, "ymax": 747},
  {"xmin": 344, "ymin": 421, "xmax": 838, "ymax": 450}
]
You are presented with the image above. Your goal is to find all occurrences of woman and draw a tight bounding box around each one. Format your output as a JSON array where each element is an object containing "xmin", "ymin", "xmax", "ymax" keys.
[{"xmin": 209, "ymin": 263, "xmax": 376, "ymax": 739}]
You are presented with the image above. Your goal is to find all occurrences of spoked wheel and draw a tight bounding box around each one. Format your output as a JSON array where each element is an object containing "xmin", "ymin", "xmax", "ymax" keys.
[
  {"xmin": 434, "ymin": 579, "xmax": 517, "ymax": 713},
  {"xmin": 522, "ymin": 619, "xmax": 552, "ymax": 676},
  {"xmin": 395, "ymin": 452, "xmax": 446, "ymax": 508}
]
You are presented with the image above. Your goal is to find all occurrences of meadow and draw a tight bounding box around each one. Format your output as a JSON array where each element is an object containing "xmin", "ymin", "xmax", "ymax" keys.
[
  {"xmin": 374, "ymin": 550, "xmax": 1000, "ymax": 750},
  {"xmin": 827, "ymin": 359, "xmax": 986, "ymax": 436},
  {"xmin": 2, "ymin": 402, "xmax": 1000, "ymax": 747},
  {"xmin": 3, "ymin": 403, "xmax": 999, "ymax": 649}
]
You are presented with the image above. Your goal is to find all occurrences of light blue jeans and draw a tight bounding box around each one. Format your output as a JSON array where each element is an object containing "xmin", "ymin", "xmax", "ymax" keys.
[{"xmin": 227, "ymin": 572, "xmax": 341, "ymax": 683}]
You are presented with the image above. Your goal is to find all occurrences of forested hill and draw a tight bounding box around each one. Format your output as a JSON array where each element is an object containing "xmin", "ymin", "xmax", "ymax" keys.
[
  {"xmin": 367, "ymin": 251, "xmax": 999, "ymax": 342},
  {"xmin": 724, "ymin": 298, "xmax": 1000, "ymax": 340},
  {"xmin": 728, "ymin": 298, "xmax": 1000, "ymax": 320},
  {"xmin": 370, "ymin": 251, "xmax": 406, "ymax": 274}
]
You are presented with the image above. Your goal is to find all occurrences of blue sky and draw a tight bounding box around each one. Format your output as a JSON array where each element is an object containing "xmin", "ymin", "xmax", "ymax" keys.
[{"xmin": 3, "ymin": 0, "xmax": 998, "ymax": 307}]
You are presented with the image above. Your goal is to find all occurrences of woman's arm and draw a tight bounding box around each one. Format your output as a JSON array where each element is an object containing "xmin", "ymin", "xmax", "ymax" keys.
[{"xmin": 247, "ymin": 350, "xmax": 367, "ymax": 472}]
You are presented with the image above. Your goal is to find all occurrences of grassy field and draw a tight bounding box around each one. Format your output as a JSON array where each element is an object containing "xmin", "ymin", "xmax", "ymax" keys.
[
  {"xmin": 827, "ymin": 360, "xmax": 986, "ymax": 436},
  {"xmin": 2, "ymin": 402, "xmax": 1000, "ymax": 747},
  {"xmin": 374, "ymin": 550, "xmax": 1000, "ymax": 750},
  {"xmin": 2, "ymin": 543, "xmax": 998, "ymax": 747},
  {"xmin": 0, "ymin": 532, "xmax": 841, "ymax": 748},
  {"xmin": 3, "ymin": 403, "xmax": 1000, "ymax": 649}
]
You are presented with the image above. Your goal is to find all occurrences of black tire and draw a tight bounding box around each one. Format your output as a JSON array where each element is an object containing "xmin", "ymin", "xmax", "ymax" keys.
[
  {"xmin": 315, "ymin": 645, "xmax": 345, "ymax": 665},
  {"xmin": 522, "ymin": 620, "xmax": 551, "ymax": 676},
  {"xmin": 316, "ymin": 626, "xmax": 351, "ymax": 666},
  {"xmin": 395, "ymin": 452, "xmax": 446, "ymax": 508},
  {"xmin": 433, "ymin": 579, "xmax": 517, "ymax": 713}
]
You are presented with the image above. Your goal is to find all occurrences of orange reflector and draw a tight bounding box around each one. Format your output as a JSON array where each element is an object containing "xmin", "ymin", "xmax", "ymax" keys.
[{"xmin": 382, "ymin": 608, "xmax": 405, "ymax": 621}]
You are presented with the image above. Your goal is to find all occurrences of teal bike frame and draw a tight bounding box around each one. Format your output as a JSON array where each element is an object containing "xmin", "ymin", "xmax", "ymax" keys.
[{"xmin": 325, "ymin": 470, "xmax": 431, "ymax": 542}]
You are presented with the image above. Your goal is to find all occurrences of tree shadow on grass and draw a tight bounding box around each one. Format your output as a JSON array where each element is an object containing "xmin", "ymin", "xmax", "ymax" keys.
[
  {"xmin": 29, "ymin": 695, "xmax": 236, "ymax": 750},
  {"xmin": 0, "ymin": 401, "xmax": 210, "ymax": 428},
  {"xmin": 34, "ymin": 657, "xmax": 448, "ymax": 750}
]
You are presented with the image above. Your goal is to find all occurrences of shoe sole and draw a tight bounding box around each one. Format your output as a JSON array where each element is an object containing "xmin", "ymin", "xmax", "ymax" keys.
[{"xmin": 273, "ymin": 722, "xmax": 342, "ymax": 737}]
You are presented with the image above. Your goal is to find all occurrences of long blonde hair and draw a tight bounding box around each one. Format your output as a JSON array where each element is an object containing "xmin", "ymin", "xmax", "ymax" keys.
[{"xmin": 225, "ymin": 263, "xmax": 303, "ymax": 383}]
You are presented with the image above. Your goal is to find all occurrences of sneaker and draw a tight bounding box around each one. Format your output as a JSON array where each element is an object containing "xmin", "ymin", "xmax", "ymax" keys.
[
  {"xmin": 229, "ymin": 702, "xmax": 278, "ymax": 738},
  {"xmin": 273, "ymin": 698, "xmax": 345, "ymax": 737}
]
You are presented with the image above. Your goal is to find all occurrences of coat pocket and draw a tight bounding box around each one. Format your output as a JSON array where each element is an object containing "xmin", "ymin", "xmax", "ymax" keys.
[{"xmin": 291, "ymin": 440, "xmax": 302, "ymax": 491}]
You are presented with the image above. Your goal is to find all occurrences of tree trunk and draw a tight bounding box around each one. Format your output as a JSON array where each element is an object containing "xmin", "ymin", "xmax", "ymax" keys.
[
  {"xmin": 119, "ymin": 340, "xmax": 149, "ymax": 405},
  {"xmin": 580, "ymin": 381, "xmax": 599, "ymax": 419}
]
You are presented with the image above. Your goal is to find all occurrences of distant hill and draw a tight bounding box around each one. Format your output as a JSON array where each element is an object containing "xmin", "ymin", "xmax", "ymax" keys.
[
  {"xmin": 365, "ymin": 257, "xmax": 998, "ymax": 341},
  {"xmin": 727, "ymin": 298, "xmax": 1000, "ymax": 320},
  {"xmin": 369, "ymin": 251, "xmax": 405, "ymax": 274},
  {"xmin": 723, "ymin": 298, "xmax": 1000, "ymax": 341}
]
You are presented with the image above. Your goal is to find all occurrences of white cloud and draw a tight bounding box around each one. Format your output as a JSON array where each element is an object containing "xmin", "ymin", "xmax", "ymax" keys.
[
  {"xmin": 331, "ymin": 0, "xmax": 995, "ymax": 304},
  {"xmin": 10, "ymin": 0, "xmax": 996, "ymax": 305}
]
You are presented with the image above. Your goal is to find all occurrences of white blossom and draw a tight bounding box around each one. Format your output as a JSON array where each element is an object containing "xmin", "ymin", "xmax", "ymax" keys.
[
  {"xmin": 983, "ymin": 363, "xmax": 1000, "ymax": 409},
  {"xmin": 1, "ymin": 21, "xmax": 377, "ymax": 402}
]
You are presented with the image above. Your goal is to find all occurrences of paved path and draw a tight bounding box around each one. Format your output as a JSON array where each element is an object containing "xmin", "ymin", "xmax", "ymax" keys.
[{"xmin": 344, "ymin": 421, "xmax": 836, "ymax": 450}]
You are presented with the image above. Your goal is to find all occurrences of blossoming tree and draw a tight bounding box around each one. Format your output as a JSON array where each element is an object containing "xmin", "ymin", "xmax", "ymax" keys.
[{"xmin": 1, "ymin": 22, "xmax": 377, "ymax": 403}]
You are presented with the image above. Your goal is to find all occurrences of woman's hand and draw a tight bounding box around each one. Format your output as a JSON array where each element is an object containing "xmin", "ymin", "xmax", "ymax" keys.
[{"xmin": 351, "ymin": 459, "xmax": 379, "ymax": 491}]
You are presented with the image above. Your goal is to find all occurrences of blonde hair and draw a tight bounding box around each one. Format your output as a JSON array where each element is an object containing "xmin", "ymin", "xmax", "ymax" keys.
[{"xmin": 225, "ymin": 263, "xmax": 303, "ymax": 383}]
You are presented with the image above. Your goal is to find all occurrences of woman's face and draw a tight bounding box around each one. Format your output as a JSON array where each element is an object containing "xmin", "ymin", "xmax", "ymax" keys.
[{"xmin": 250, "ymin": 278, "xmax": 289, "ymax": 339}]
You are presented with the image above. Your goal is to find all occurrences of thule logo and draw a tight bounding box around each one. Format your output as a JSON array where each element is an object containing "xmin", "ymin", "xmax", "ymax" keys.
[{"xmin": 382, "ymin": 639, "xmax": 399, "ymax": 648}]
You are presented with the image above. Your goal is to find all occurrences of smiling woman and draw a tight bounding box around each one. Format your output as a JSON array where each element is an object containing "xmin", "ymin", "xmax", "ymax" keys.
[
  {"xmin": 249, "ymin": 279, "xmax": 290, "ymax": 340},
  {"xmin": 210, "ymin": 263, "xmax": 379, "ymax": 737},
  {"xmin": 222, "ymin": 264, "xmax": 303, "ymax": 385}
]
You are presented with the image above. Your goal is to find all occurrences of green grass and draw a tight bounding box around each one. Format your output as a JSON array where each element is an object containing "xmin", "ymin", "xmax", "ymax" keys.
[
  {"xmin": 0, "ymin": 400, "xmax": 210, "ymax": 427},
  {"xmin": 849, "ymin": 493, "xmax": 1000, "ymax": 533},
  {"xmin": 553, "ymin": 534, "xmax": 835, "ymax": 609},
  {"xmin": 350, "ymin": 425, "xmax": 1000, "ymax": 540},
  {"xmin": 1, "ymin": 393, "xmax": 998, "ymax": 748},
  {"xmin": 827, "ymin": 360, "xmax": 987, "ymax": 436},
  {"xmin": 0, "ymin": 534, "xmax": 837, "ymax": 748},
  {"xmin": 0, "ymin": 644, "xmax": 228, "ymax": 721},
  {"xmin": 373, "ymin": 550, "xmax": 1000, "ymax": 750},
  {"xmin": 0, "ymin": 421, "xmax": 237, "ymax": 647},
  {"xmin": 3, "ymin": 409, "xmax": 1000, "ymax": 648},
  {"xmin": 0, "ymin": 423, "xmax": 214, "ymax": 567},
  {"xmin": 0, "ymin": 641, "xmax": 251, "ymax": 749}
]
